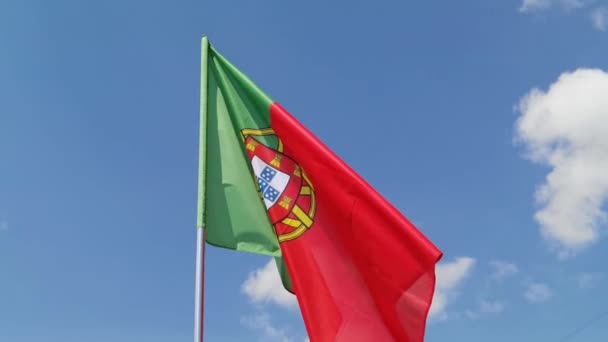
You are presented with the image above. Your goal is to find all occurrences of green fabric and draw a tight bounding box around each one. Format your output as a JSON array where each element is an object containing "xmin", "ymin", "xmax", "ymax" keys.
[
  {"xmin": 196, "ymin": 37, "xmax": 209, "ymax": 229},
  {"xmin": 201, "ymin": 39, "xmax": 279, "ymax": 256},
  {"xmin": 274, "ymin": 257, "xmax": 293, "ymax": 293},
  {"xmin": 198, "ymin": 37, "xmax": 293, "ymax": 290}
]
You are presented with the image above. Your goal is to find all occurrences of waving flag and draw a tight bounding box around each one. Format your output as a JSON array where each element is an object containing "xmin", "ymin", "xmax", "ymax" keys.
[{"xmin": 196, "ymin": 37, "xmax": 442, "ymax": 342}]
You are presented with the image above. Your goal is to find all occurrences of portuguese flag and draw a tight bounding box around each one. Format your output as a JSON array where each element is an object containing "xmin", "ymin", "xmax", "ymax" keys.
[{"xmin": 197, "ymin": 37, "xmax": 442, "ymax": 342}]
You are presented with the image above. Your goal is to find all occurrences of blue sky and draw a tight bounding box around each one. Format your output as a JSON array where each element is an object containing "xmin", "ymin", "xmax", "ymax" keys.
[{"xmin": 2, "ymin": 0, "xmax": 608, "ymax": 341}]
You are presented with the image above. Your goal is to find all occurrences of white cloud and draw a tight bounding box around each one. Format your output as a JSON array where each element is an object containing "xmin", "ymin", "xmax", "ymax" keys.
[
  {"xmin": 489, "ymin": 261, "xmax": 519, "ymax": 280},
  {"xmin": 578, "ymin": 272, "xmax": 603, "ymax": 289},
  {"xmin": 520, "ymin": 0, "xmax": 552, "ymax": 12},
  {"xmin": 519, "ymin": 0, "xmax": 608, "ymax": 31},
  {"xmin": 519, "ymin": 0, "xmax": 584, "ymax": 12},
  {"xmin": 591, "ymin": 7, "xmax": 608, "ymax": 31},
  {"xmin": 241, "ymin": 312, "xmax": 294, "ymax": 342},
  {"xmin": 524, "ymin": 283, "xmax": 553, "ymax": 303},
  {"xmin": 464, "ymin": 310, "xmax": 479, "ymax": 320},
  {"xmin": 241, "ymin": 262, "xmax": 306, "ymax": 342},
  {"xmin": 479, "ymin": 300, "xmax": 505, "ymax": 313},
  {"xmin": 242, "ymin": 259, "xmax": 298, "ymax": 310},
  {"xmin": 515, "ymin": 68, "xmax": 608, "ymax": 257},
  {"xmin": 429, "ymin": 257, "xmax": 476, "ymax": 320},
  {"xmin": 463, "ymin": 299, "xmax": 505, "ymax": 320}
]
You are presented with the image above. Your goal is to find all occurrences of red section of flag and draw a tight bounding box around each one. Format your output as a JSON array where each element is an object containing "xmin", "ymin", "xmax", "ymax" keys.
[{"xmin": 270, "ymin": 103, "xmax": 443, "ymax": 342}]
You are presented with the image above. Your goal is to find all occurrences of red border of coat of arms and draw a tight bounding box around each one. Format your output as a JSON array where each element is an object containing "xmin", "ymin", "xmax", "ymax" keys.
[{"xmin": 241, "ymin": 128, "xmax": 316, "ymax": 242}]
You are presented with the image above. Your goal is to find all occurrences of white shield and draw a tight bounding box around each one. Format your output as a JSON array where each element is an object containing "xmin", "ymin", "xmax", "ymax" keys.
[{"xmin": 251, "ymin": 155, "xmax": 290, "ymax": 209}]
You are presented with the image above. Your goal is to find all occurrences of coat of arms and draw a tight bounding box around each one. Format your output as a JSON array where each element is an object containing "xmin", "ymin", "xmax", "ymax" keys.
[{"xmin": 241, "ymin": 128, "xmax": 316, "ymax": 242}]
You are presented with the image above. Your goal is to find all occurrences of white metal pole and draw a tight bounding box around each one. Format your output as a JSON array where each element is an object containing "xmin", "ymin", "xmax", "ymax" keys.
[
  {"xmin": 195, "ymin": 36, "xmax": 209, "ymax": 342},
  {"xmin": 194, "ymin": 227, "xmax": 205, "ymax": 342}
]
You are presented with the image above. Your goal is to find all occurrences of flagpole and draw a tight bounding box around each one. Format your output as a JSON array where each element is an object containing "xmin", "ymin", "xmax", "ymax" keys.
[
  {"xmin": 194, "ymin": 227, "xmax": 206, "ymax": 342},
  {"xmin": 194, "ymin": 36, "xmax": 209, "ymax": 342}
]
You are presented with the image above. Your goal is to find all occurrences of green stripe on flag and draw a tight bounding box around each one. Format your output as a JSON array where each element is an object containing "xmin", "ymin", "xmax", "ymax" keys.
[
  {"xmin": 198, "ymin": 38, "xmax": 294, "ymax": 292},
  {"xmin": 197, "ymin": 37, "xmax": 209, "ymax": 229},
  {"xmin": 198, "ymin": 39, "xmax": 281, "ymax": 257}
]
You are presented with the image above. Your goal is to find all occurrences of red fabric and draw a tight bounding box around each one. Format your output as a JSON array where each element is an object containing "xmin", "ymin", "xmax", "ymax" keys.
[{"xmin": 270, "ymin": 103, "xmax": 443, "ymax": 342}]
